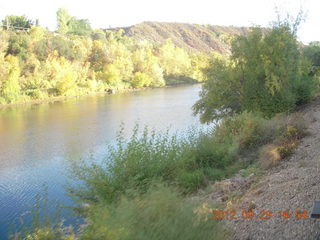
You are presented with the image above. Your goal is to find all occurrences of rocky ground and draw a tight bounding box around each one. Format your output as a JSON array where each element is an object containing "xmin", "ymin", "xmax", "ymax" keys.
[
  {"xmin": 199, "ymin": 98, "xmax": 320, "ymax": 240},
  {"xmin": 222, "ymin": 98, "xmax": 320, "ymax": 240}
]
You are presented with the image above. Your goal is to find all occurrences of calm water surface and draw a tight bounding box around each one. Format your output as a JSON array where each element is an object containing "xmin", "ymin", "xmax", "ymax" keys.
[{"xmin": 0, "ymin": 84, "xmax": 204, "ymax": 239}]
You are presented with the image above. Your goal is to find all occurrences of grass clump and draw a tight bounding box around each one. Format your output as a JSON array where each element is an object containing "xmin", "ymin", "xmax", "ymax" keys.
[
  {"xmin": 258, "ymin": 113, "xmax": 307, "ymax": 169},
  {"xmin": 9, "ymin": 194, "xmax": 76, "ymax": 240},
  {"xmin": 79, "ymin": 184, "xmax": 230, "ymax": 240}
]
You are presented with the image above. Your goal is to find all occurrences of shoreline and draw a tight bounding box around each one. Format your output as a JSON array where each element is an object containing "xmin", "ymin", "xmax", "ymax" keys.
[{"xmin": 0, "ymin": 82, "xmax": 202, "ymax": 109}]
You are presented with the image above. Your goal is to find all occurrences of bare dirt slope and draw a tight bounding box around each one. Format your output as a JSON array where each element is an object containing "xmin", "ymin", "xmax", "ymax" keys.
[
  {"xmin": 109, "ymin": 22, "xmax": 251, "ymax": 54},
  {"xmin": 227, "ymin": 98, "xmax": 320, "ymax": 240}
]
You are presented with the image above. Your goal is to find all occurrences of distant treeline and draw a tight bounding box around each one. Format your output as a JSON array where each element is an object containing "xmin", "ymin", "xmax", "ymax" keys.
[{"xmin": 0, "ymin": 10, "xmax": 211, "ymax": 105}]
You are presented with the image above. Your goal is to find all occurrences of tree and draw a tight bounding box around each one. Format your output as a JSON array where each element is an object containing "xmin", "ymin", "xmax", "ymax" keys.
[
  {"xmin": 157, "ymin": 39, "xmax": 191, "ymax": 77},
  {"xmin": 0, "ymin": 55, "xmax": 21, "ymax": 103},
  {"xmin": 131, "ymin": 72, "xmax": 152, "ymax": 88},
  {"xmin": 89, "ymin": 40, "xmax": 108, "ymax": 71},
  {"xmin": 193, "ymin": 25, "xmax": 316, "ymax": 123},
  {"xmin": 2, "ymin": 15, "xmax": 33, "ymax": 30},
  {"xmin": 303, "ymin": 42, "xmax": 320, "ymax": 75},
  {"xmin": 56, "ymin": 8, "xmax": 92, "ymax": 36},
  {"xmin": 96, "ymin": 64, "xmax": 122, "ymax": 86},
  {"xmin": 56, "ymin": 8, "xmax": 72, "ymax": 34},
  {"xmin": 68, "ymin": 18, "xmax": 92, "ymax": 36},
  {"xmin": 7, "ymin": 33, "xmax": 30, "ymax": 60}
]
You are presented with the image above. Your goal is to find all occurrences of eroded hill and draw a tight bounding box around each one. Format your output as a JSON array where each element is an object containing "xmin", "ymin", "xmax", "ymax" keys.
[{"xmin": 109, "ymin": 22, "xmax": 251, "ymax": 54}]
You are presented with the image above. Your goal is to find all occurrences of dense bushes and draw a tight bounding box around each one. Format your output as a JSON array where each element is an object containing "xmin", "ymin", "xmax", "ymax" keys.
[
  {"xmin": 193, "ymin": 25, "xmax": 318, "ymax": 123},
  {"xmin": 69, "ymin": 112, "xmax": 279, "ymax": 206},
  {"xmin": 14, "ymin": 185, "xmax": 230, "ymax": 240},
  {"xmin": 303, "ymin": 41, "xmax": 320, "ymax": 77},
  {"xmin": 79, "ymin": 184, "xmax": 229, "ymax": 240},
  {"xmin": 0, "ymin": 20, "xmax": 208, "ymax": 105},
  {"xmin": 69, "ymin": 110, "xmax": 307, "ymax": 209}
]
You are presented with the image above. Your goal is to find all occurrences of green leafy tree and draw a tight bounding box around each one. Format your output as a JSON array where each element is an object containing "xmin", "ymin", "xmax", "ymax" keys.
[
  {"xmin": 68, "ymin": 18, "xmax": 92, "ymax": 36},
  {"xmin": 7, "ymin": 33, "xmax": 30, "ymax": 60},
  {"xmin": 91, "ymin": 29, "xmax": 106, "ymax": 42},
  {"xmin": 56, "ymin": 8, "xmax": 72, "ymax": 34},
  {"xmin": 194, "ymin": 25, "xmax": 316, "ymax": 123},
  {"xmin": 56, "ymin": 8, "xmax": 92, "ymax": 36},
  {"xmin": 303, "ymin": 41, "xmax": 320, "ymax": 75},
  {"xmin": 89, "ymin": 40, "xmax": 108, "ymax": 71},
  {"xmin": 2, "ymin": 15, "xmax": 33, "ymax": 30},
  {"xmin": 50, "ymin": 36, "xmax": 77, "ymax": 60}
]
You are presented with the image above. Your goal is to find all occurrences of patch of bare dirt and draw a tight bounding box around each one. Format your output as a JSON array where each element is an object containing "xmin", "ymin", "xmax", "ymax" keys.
[{"xmin": 225, "ymin": 98, "xmax": 320, "ymax": 240}]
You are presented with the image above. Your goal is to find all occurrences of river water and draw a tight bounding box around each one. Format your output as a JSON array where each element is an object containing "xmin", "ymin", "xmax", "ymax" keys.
[{"xmin": 0, "ymin": 84, "xmax": 204, "ymax": 239}]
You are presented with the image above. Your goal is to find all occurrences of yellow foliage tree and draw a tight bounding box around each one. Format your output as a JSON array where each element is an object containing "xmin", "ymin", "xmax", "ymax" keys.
[
  {"xmin": 0, "ymin": 55, "xmax": 21, "ymax": 103},
  {"xmin": 96, "ymin": 64, "xmax": 122, "ymax": 87},
  {"xmin": 131, "ymin": 72, "xmax": 152, "ymax": 88}
]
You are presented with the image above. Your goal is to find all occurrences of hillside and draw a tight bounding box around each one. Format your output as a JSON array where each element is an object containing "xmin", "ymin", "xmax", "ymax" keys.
[{"xmin": 109, "ymin": 22, "xmax": 252, "ymax": 54}]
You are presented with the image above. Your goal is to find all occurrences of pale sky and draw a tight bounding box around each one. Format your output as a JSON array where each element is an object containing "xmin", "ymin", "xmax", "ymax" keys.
[{"xmin": 0, "ymin": 0, "xmax": 319, "ymax": 43}]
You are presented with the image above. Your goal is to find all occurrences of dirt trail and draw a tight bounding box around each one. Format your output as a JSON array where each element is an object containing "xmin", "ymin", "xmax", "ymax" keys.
[{"xmin": 226, "ymin": 98, "xmax": 320, "ymax": 240}]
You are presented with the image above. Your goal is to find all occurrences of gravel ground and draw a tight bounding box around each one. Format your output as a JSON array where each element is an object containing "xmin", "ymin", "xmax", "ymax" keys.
[{"xmin": 226, "ymin": 98, "xmax": 320, "ymax": 240}]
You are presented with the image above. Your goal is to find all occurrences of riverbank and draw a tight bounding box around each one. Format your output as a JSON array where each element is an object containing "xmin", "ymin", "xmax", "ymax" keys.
[
  {"xmin": 0, "ymin": 82, "xmax": 201, "ymax": 109},
  {"xmin": 223, "ymin": 97, "xmax": 320, "ymax": 239},
  {"xmin": 11, "ymin": 101, "xmax": 310, "ymax": 239}
]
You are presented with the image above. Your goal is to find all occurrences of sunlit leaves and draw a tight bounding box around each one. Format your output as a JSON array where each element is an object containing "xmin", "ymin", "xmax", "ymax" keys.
[{"xmin": 194, "ymin": 25, "xmax": 316, "ymax": 123}]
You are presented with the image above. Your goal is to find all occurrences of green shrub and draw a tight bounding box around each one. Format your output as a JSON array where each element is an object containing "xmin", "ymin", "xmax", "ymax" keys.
[
  {"xmin": 258, "ymin": 113, "xmax": 307, "ymax": 169},
  {"xmin": 203, "ymin": 168, "xmax": 226, "ymax": 181},
  {"xmin": 176, "ymin": 169, "xmax": 205, "ymax": 191},
  {"xmin": 70, "ymin": 126, "xmax": 196, "ymax": 204},
  {"xmin": 80, "ymin": 184, "xmax": 230, "ymax": 240},
  {"xmin": 194, "ymin": 25, "xmax": 316, "ymax": 123},
  {"xmin": 7, "ymin": 33, "xmax": 30, "ymax": 60},
  {"xmin": 26, "ymin": 89, "xmax": 48, "ymax": 99},
  {"xmin": 70, "ymin": 113, "xmax": 278, "ymax": 206}
]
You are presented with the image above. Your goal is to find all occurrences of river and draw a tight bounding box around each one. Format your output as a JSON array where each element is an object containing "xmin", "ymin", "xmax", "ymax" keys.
[{"xmin": 0, "ymin": 84, "xmax": 204, "ymax": 239}]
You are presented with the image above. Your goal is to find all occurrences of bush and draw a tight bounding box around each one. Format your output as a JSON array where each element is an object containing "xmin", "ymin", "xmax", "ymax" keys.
[
  {"xmin": 69, "ymin": 126, "xmax": 197, "ymax": 204},
  {"xmin": 7, "ymin": 33, "xmax": 30, "ymax": 60},
  {"xmin": 50, "ymin": 36, "xmax": 77, "ymax": 61},
  {"xmin": 259, "ymin": 144, "xmax": 281, "ymax": 169},
  {"xmin": 26, "ymin": 89, "xmax": 48, "ymax": 100},
  {"xmin": 70, "ymin": 112, "xmax": 279, "ymax": 206},
  {"xmin": 193, "ymin": 25, "xmax": 316, "ymax": 123},
  {"xmin": 218, "ymin": 112, "xmax": 273, "ymax": 149},
  {"xmin": 258, "ymin": 113, "xmax": 307, "ymax": 169},
  {"xmin": 80, "ymin": 184, "xmax": 230, "ymax": 240},
  {"xmin": 131, "ymin": 72, "xmax": 152, "ymax": 88}
]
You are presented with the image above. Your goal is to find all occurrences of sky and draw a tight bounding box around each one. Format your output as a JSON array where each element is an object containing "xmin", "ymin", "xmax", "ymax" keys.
[{"xmin": 0, "ymin": 0, "xmax": 319, "ymax": 43}]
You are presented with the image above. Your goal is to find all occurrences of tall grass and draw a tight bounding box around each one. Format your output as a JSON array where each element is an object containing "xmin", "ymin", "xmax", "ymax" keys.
[
  {"xmin": 9, "ymin": 193, "xmax": 76, "ymax": 240},
  {"xmin": 69, "ymin": 112, "xmax": 280, "ymax": 208},
  {"xmin": 79, "ymin": 184, "xmax": 230, "ymax": 240}
]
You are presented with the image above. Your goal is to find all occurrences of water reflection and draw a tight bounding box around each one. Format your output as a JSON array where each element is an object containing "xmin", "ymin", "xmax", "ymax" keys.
[{"xmin": 0, "ymin": 84, "xmax": 203, "ymax": 239}]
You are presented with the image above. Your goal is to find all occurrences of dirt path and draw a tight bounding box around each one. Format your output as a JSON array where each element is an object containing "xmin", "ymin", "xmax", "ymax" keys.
[{"xmin": 226, "ymin": 98, "xmax": 320, "ymax": 240}]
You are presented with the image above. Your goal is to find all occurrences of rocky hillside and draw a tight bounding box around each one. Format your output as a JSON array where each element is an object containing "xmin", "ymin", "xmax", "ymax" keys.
[{"xmin": 109, "ymin": 22, "xmax": 252, "ymax": 54}]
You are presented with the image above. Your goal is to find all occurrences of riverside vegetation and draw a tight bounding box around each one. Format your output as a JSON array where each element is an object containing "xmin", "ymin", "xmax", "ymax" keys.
[
  {"xmin": 8, "ymin": 12, "xmax": 320, "ymax": 240},
  {"xmin": 0, "ymin": 10, "xmax": 212, "ymax": 106}
]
